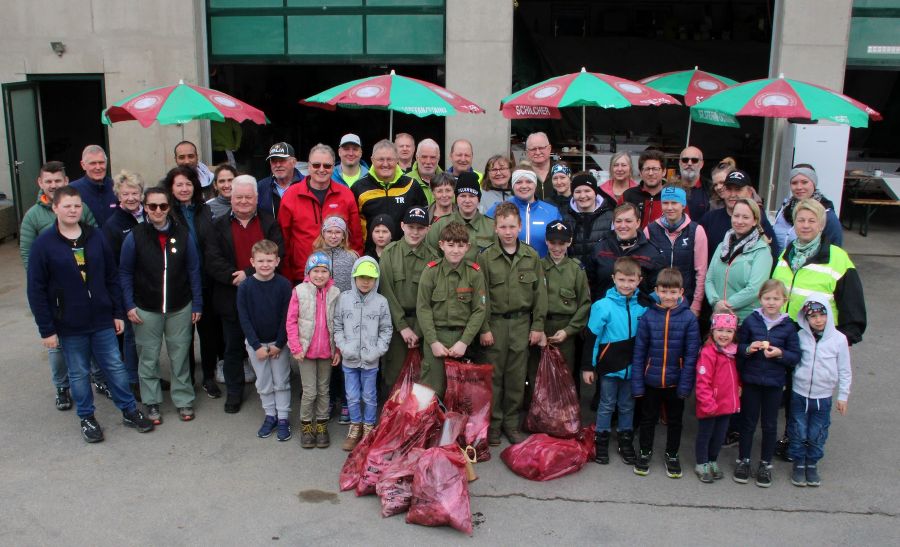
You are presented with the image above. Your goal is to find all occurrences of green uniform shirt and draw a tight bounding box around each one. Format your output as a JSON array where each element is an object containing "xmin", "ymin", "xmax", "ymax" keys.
[
  {"xmin": 417, "ymin": 258, "xmax": 487, "ymax": 347},
  {"xmin": 426, "ymin": 210, "xmax": 495, "ymax": 264},
  {"xmin": 476, "ymin": 238, "xmax": 548, "ymax": 334},
  {"xmin": 377, "ymin": 238, "xmax": 437, "ymax": 334},
  {"xmin": 541, "ymin": 255, "xmax": 591, "ymax": 336}
]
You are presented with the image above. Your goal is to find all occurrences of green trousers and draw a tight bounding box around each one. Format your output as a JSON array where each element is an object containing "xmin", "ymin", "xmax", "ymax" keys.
[
  {"xmin": 133, "ymin": 303, "xmax": 195, "ymax": 407},
  {"xmin": 484, "ymin": 315, "xmax": 530, "ymax": 433},
  {"xmin": 381, "ymin": 317, "xmax": 419, "ymax": 394}
]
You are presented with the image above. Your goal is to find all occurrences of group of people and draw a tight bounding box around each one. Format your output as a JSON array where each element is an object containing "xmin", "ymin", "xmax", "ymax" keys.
[{"xmin": 23, "ymin": 133, "xmax": 865, "ymax": 488}]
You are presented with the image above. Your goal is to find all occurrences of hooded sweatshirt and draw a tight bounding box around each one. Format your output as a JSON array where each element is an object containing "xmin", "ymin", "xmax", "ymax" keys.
[
  {"xmin": 333, "ymin": 256, "xmax": 393, "ymax": 369},
  {"xmin": 794, "ymin": 294, "xmax": 852, "ymax": 402}
]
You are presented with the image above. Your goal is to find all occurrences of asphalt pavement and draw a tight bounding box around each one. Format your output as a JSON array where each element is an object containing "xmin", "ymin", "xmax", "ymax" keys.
[{"xmin": 1, "ymin": 223, "xmax": 898, "ymax": 546}]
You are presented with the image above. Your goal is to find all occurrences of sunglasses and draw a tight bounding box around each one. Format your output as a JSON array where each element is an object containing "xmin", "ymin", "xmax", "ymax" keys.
[
  {"xmin": 145, "ymin": 202, "xmax": 170, "ymax": 212},
  {"xmin": 309, "ymin": 162, "xmax": 334, "ymax": 170},
  {"xmin": 680, "ymin": 157, "xmax": 701, "ymax": 164}
]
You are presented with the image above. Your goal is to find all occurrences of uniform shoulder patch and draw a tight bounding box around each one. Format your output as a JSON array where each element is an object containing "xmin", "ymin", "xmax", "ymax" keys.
[
  {"xmin": 469, "ymin": 261, "xmax": 480, "ymax": 270},
  {"xmin": 426, "ymin": 260, "xmax": 439, "ymax": 268}
]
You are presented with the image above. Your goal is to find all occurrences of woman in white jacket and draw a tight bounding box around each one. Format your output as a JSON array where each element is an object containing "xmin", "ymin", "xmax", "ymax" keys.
[{"xmin": 789, "ymin": 294, "xmax": 851, "ymax": 488}]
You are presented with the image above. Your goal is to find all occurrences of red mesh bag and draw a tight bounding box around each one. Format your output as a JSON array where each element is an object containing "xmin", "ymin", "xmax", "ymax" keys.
[
  {"xmin": 525, "ymin": 345, "xmax": 581, "ymax": 438},
  {"xmin": 500, "ymin": 427, "xmax": 595, "ymax": 481},
  {"xmin": 406, "ymin": 445, "xmax": 473, "ymax": 535},
  {"xmin": 376, "ymin": 447, "xmax": 426, "ymax": 518},
  {"xmin": 444, "ymin": 360, "xmax": 494, "ymax": 461}
]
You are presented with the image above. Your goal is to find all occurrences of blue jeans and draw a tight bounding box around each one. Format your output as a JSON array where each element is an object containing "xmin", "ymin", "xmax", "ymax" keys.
[
  {"xmin": 59, "ymin": 328, "xmax": 137, "ymax": 418},
  {"xmin": 788, "ymin": 392, "xmax": 832, "ymax": 465},
  {"xmin": 48, "ymin": 347, "xmax": 68, "ymax": 388},
  {"xmin": 122, "ymin": 320, "xmax": 139, "ymax": 384},
  {"xmin": 596, "ymin": 375, "xmax": 634, "ymax": 432},
  {"xmin": 343, "ymin": 366, "xmax": 378, "ymax": 425}
]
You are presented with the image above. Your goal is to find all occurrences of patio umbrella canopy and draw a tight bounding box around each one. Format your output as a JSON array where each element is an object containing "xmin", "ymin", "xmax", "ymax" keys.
[{"xmin": 301, "ymin": 69, "xmax": 485, "ymax": 138}]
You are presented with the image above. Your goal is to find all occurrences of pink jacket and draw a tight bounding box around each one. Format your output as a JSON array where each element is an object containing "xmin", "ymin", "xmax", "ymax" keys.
[{"xmin": 694, "ymin": 341, "xmax": 741, "ymax": 419}]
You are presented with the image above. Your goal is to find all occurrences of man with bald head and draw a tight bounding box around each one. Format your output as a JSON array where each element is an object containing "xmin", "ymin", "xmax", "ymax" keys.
[
  {"xmin": 678, "ymin": 145, "xmax": 711, "ymax": 222},
  {"xmin": 395, "ymin": 133, "xmax": 416, "ymax": 173},
  {"xmin": 525, "ymin": 132, "xmax": 554, "ymax": 201},
  {"xmin": 407, "ymin": 138, "xmax": 443, "ymax": 203},
  {"xmin": 446, "ymin": 139, "xmax": 483, "ymax": 183}
]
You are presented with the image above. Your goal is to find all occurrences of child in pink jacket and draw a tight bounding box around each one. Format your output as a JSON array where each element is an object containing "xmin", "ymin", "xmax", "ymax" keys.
[{"xmin": 694, "ymin": 313, "xmax": 741, "ymax": 483}]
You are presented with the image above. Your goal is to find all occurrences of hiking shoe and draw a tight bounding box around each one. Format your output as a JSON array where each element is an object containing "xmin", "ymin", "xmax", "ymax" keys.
[
  {"xmin": 224, "ymin": 393, "xmax": 241, "ymax": 414},
  {"xmin": 617, "ymin": 431, "xmax": 636, "ymax": 465},
  {"xmin": 316, "ymin": 421, "xmax": 330, "ymax": 448},
  {"xmin": 755, "ymin": 461, "xmax": 773, "ymax": 488},
  {"xmin": 664, "ymin": 452, "xmax": 682, "ymax": 478},
  {"xmin": 122, "ymin": 408, "xmax": 154, "ymax": 432},
  {"xmin": 488, "ymin": 429, "xmax": 502, "ymax": 446},
  {"xmin": 723, "ymin": 430, "xmax": 740, "ymax": 447},
  {"xmin": 343, "ymin": 423, "xmax": 362, "ymax": 451},
  {"xmin": 178, "ymin": 407, "xmax": 195, "ymax": 422},
  {"xmin": 145, "ymin": 404, "xmax": 162, "ymax": 425},
  {"xmin": 202, "ymin": 379, "xmax": 221, "ymax": 399},
  {"xmin": 806, "ymin": 465, "xmax": 821, "ymax": 487},
  {"xmin": 93, "ymin": 381, "xmax": 113, "ymax": 400},
  {"xmin": 362, "ymin": 423, "xmax": 375, "ymax": 440},
  {"xmin": 695, "ymin": 463, "xmax": 713, "ymax": 483},
  {"xmin": 338, "ymin": 403, "xmax": 350, "ymax": 425},
  {"xmin": 709, "ymin": 461, "xmax": 724, "ymax": 480},
  {"xmin": 775, "ymin": 435, "xmax": 793, "ymax": 462},
  {"xmin": 791, "ymin": 463, "xmax": 807, "ymax": 486},
  {"xmin": 300, "ymin": 421, "xmax": 316, "ymax": 449},
  {"xmin": 80, "ymin": 416, "xmax": 104, "ymax": 443},
  {"xmin": 257, "ymin": 415, "xmax": 277, "ymax": 438},
  {"xmin": 504, "ymin": 427, "xmax": 528, "ymax": 445},
  {"xmin": 594, "ymin": 431, "xmax": 610, "ymax": 464},
  {"xmin": 55, "ymin": 387, "xmax": 72, "ymax": 411},
  {"xmin": 733, "ymin": 458, "xmax": 751, "ymax": 484},
  {"xmin": 276, "ymin": 419, "xmax": 292, "ymax": 442},
  {"xmin": 633, "ymin": 450, "xmax": 652, "ymax": 476}
]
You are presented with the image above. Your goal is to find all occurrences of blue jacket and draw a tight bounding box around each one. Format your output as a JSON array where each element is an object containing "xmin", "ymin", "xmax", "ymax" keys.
[
  {"xmin": 27, "ymin": 223, "xmax": 124, "ymax": 338},
  {"xmin": 332, "ymin": 160, "xmax": 370, "ymax": 187},
  {"xmin": 737, "ymin": 309, "xmax": 802, "ymax": 387},
  {"xmin": 582, "ymin": 287, "xmax": 647, "ymax": 379},
  {"xmin": 257, "ymin": 168, "xmax": 303, "ymax": 218},
  {"xmin": 70, "ymin": 175, "xmax": 117, "ymax": 227},
  {"xmin": 487, "ymin": 196, "xmax": 561, "ymax": 257},
  {"xmin": 631, "ymin": 297, "xmax": 700, "ymax": 397}
]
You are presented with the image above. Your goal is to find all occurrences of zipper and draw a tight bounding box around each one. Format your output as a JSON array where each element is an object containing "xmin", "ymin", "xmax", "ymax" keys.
[
  {"xmin": 661, "ymin": 309, "xmax": 670, "ymax": 387},
  {"xmin": 786, "ymin": 267, "xmax": 801, "ymax": 316},
  {"xmin": 162, "ymin": 239, "xmax": 168, "ymax": 313},
  {"xmin": 807, "ymin": 336, "xmax": 818, "ymax": 399},
  {"xmin": 525, "ymin": 202, "xmax": 532, "ymax": 245}
]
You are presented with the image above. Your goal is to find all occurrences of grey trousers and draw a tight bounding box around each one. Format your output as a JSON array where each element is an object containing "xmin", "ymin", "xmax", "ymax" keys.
[{"xmin": 245, "ymin": 341, "xmax": 292, "ymax": 419}]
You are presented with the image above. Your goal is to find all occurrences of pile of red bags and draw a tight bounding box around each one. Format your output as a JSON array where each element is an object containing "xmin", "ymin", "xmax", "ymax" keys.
[
  {"xmin": 525, "ymin": 345, "xmax": 580, "ymax": 438},
  {"xmin": 444, "ymin": 360, "xmax": 493, "ymax": 461},
  {"xmin": 501, "ymin": 427, "xmax": 595, "ymax": 481}
]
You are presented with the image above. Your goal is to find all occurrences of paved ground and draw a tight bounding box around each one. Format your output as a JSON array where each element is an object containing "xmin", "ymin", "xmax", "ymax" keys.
[{"xmin": 2, "ymin": 221, "xmax": 899, "ymax": 546}]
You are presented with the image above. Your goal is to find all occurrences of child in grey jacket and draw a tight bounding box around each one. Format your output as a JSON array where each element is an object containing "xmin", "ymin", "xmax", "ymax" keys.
[{"xmin": 334, "ymin": 256, "xmax": 393, "ymax": 450}]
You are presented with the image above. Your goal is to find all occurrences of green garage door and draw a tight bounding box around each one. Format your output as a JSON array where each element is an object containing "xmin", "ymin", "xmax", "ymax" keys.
[{"xmin": 208, "ymin": 0, "xmax": 445, "ymax": 64}]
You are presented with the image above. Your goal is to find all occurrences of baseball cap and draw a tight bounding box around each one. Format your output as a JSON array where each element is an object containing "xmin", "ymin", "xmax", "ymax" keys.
[
  {"xmin": 339, "ymin": 134, "xmax": 362, "ymax": 147},
  {"xmin": 352, "ymin": 260, "xmax": 380, "ymax": 279},
  {"xmin": 403, "ymin": 207, "xmax": 429, "ymax": 226},
  {"xmin": 724, "ymin": 169, "xmax": 752, "ymax": 188},
  {"xmin": 266, "ymin": 142, "xmax": 295, "ymax": 160},
  {"xmin": 545, "ymin": 220, "xmax": 572, "ymax": 242}
]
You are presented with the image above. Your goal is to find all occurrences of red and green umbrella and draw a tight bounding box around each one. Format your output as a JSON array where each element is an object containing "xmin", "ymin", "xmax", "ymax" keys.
[
  {"xmin": 500, "ymin": 67, "xmax": 680, "ymax": 169},
  {"xmin": 102, "ymin": 80, "xmax": 268, "ymax": 128},
  {"xmin": 690, "ymin": 74, "xmax": 881, "ymax": 128},
  {"xmin": 301, "ymin": 70, "xmax": 485, "ymax": 137},
  {"xmin": 639, "ymin": 67, "xmax": 739, "ymax": 107}
]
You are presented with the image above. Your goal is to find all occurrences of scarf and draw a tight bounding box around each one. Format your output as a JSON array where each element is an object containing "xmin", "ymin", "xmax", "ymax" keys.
[
  {"xmin": 617, "ymin": 235, "xmax": 638, "ymax": 252},
  {"xmin": 661, "ymin": 215, "xmax": 686, "ymax": 233},
  {"xmin": 719, "ymin": 228, "xmax": 760, "ymax": 263},
  {"xmin": 787, "ymin": 233, "xmax": 821, "ymax": 273},
  {"xmin": 782, "ymin": 190, "xmax": 827, "ymax": 226}
]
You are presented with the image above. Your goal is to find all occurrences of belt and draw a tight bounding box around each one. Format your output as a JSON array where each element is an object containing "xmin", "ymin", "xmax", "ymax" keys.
[
  {"xmin": 439, "ymin": 326, "xmax": 464, "ymax": 332},
  {"xmin": 403, "ymin": 309, "xmax": 416, "ymax": 317},
  {"xmin": 491, "ymin": 311, "xmax": 529, "ymax": 319},
  {"xmin": 546, "ymin": 313, "xmax": 572, "ymax": 321}
]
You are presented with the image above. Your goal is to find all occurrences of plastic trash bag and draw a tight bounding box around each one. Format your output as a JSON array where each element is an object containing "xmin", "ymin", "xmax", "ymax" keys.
[
  {"xmin": 525, "ymin": 345, "xmax": 580, "ymax": 438},
  {"xmin": 389, "ymin": 348, "xmax": 422, "ymax": 404},
  {"xmin": 406, "ymin": 445, "xmax": 473, "ymax": 535},
  {"xmin": 500, "ymin": 427, "xmax": 595, "ymax": 481},
  {"xmin": 376, "ymin": 447, "xmax": 426, "ymax": 518},
  {"xmin": 444, "ymin": 360, "xmax": 494, "ymax": 462}
]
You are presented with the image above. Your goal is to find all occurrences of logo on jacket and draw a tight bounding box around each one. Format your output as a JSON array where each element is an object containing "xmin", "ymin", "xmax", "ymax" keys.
[
  {"xmin": 682, "ymin": 237, "xmax": 690, "ymax": 247},
  {"xmin": 395, "ymin": 196, "xmax": 405, "ymax": 204}
]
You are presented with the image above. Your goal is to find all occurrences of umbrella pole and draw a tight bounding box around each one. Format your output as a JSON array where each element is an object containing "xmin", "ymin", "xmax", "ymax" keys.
[
  {"xmin": 685, "ymin": 112, "xmax": 692, "ymax": 148},
  {"xmin": 582, "ymin": 106, "xmax": 586, "ymax": 171},
  {"xmin": 389, "ymin": 111, "xmax": 393, "ymax": 140}
]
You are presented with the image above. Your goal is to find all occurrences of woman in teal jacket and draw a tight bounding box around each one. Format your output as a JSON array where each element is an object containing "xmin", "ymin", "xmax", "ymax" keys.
[{"xmin": 705, "ymin": 198, "xmax": 773, "ymax": 322}]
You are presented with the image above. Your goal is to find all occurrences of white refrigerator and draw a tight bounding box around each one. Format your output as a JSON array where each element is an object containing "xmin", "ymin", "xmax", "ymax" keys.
[{"xmin": 776, "ymin": 122, "xmax": 850, "ymax": 215}]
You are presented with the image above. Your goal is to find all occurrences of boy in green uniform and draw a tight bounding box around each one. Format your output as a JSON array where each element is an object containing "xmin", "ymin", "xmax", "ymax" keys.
[
  {"xmin": 377, "ymin": 206, "xmax": 436, "ymax": 394},
  {"xmin": 528, "ymin": 221, "xmax": 591, "ymax": 390},
  {"xmin": 426, "ymin": 171, "xmax": 494, "ymax": 262},
  {"xmin": 416, "ymin": 222, "xmax": 487, "ymax": 397},
  {"xmin": 477, "ymin": 202, "xmax": 548, "ymax": 445}
]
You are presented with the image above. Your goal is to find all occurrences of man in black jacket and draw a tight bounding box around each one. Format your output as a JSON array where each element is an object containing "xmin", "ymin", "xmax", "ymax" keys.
[{"xmin": 205, "ymin": 176, "xmax": 284, "ymax": 413}]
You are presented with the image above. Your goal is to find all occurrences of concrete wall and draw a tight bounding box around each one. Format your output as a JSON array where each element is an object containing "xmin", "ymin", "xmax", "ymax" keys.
[
  {"xmin": 0, "ymin": 0, "xmax": 205, "ymax": 199},
  {"xmin": 444, "ymin": 0, "xmax": 513, "ymax": 170}
]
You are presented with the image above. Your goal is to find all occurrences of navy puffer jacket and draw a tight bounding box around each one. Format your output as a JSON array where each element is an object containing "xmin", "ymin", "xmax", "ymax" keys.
[
  {"xmin": 631, "ymin": 298, "xmax": 701, "ymax": 398},
  {"xmin": 736, "ymin": 309, "xmax": 801, "ymax": 387}
]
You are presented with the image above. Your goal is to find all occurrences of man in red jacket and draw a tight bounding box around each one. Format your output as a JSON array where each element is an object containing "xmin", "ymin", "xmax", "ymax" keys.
[{"xmin": 279, "ymin": 144, "xmax": 363, "ymax": 283}]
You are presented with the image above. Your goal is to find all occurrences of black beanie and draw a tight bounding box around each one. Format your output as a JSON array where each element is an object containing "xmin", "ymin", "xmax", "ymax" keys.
[
  {"xmin": 571, "ymin": 173, "xmax": 598, "ymax": 194},
  {"xmin": 455, "ymin": 171, "xmax": 482, "ymax": 199}
]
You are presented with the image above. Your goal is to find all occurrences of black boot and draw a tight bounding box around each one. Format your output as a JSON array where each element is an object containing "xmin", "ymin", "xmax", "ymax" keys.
[
  {"xmin": 594, "ymin": 431, "xmax": 610, "ymax": 464},
  {"xmin": 617, "ymin": 430, "xmax": 636, "ymax": 465}
]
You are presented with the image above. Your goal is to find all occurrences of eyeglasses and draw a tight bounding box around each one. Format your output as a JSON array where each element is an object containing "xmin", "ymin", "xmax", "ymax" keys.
[
  {"xmin": 642, "ymin": 167, "xmax": 663, "ymax": 173},
  {"xmin": 489, "ymin": 166, "xmax": 510, "ymax": 173},
  {"xmin": 680, "ymin": 157, "xmax": 701, "ymax": 164},
  {"xmin": 145, "ymin": 202, "xmax": 170, "ymax": 212},
  {"xmin": 526, "ymin": 145, "xmax": 550, "ymax": 153},
  {"xmin": 309, "ymin": 162, "xmax": 333, "ymax": 170}
]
